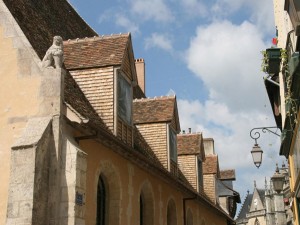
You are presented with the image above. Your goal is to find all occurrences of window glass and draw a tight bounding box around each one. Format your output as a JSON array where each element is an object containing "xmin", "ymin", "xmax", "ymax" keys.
[
  {"xmin": 97, "ymin": 175, "xmax": 106, "ymax": 225},
  {"xmin": 118, "ymin": 72, "xmax": 132, "ymax": 124},
  {"xmin": 169, "ymin": 127, "xmax": 177, "ymax": 162},
  {"xmin": 197, "ymin": 159, "xmax": 203, "ymax": 190}
]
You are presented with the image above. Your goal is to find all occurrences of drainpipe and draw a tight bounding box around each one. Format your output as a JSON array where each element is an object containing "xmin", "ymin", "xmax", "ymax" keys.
[{"xmin": 183, "ymin": 195, "xmax": 197, "ymax": 225}]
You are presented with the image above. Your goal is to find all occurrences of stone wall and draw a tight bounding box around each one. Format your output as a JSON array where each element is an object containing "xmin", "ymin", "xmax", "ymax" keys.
[
  {"xmin": 0, "ymin": 1, "xmax": 43, "ymax": 222},
  {"xmin": 59, "ymin": 135, "xmax": 87, "ymax": 225},
  {"xmin": 6, "ymin": 118, "xmax": 52, "ymax": 225}
]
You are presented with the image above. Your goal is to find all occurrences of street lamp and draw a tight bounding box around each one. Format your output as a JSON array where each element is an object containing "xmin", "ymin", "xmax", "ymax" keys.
[
  {"xmin": 249, "ymin": 127, "xmax": 280, "ymax": 168},
  {"xmin": 251, "ymin": 144, "xmax": 263, "ymax": 168},
  {"xmin": 271, "ymin": 164, "xmax": 285, "ymax": 193}
]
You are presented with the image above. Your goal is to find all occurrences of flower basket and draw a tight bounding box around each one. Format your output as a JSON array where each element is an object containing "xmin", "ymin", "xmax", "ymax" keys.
[{"xmin": 265, "ymin": 48, "xmax": 281, "ymax": 74}]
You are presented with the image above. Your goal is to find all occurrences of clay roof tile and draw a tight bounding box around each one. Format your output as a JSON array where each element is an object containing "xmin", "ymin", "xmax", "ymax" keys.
[
  {"xmin": 64, "ymin": 34, "xmax": 130, "ymax": 69},
  {"xmin": 203, "ymin": 155, "xmax": 219, "ymax": 174},
  {"xmin": 133, "ymin": 96, "xmax": 176, "ymax": 124},
  {"xmin": 177, "ymin": 133, "xmax": 202, "ymax": 155},
  {"xmin": 220, "ymin": 169, "xmax": 236, "ymax": 180}
]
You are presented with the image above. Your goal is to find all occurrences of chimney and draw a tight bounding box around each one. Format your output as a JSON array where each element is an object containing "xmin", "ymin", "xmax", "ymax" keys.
[
  {"xmin": 203, "ymin": 138, "xmax": 215, "ymax": 155},
  {"xmin": 135, "ymin": 58, "xmax": 145, "ymax": 94}
]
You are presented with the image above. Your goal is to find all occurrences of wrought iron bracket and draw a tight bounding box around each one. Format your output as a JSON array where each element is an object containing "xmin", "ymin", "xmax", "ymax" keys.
[{"xmin": 250, "ymin": 126, "xmax": 280, "ymax": 144}]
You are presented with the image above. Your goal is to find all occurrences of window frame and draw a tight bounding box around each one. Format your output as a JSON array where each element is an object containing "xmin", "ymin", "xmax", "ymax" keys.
[
  {"xmin": 197, "ymin": 157, "xmax": 203, "ymax": 191},
  {"xmin": 116, "ymin": 70, "xmax": 133, "ymax": 125},
  {"xmin": 168, "ymin": 125, "xmax": 178, "ymax": 163}
]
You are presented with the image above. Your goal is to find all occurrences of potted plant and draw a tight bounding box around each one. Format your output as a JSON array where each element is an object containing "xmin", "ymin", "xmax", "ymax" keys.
[{"xmin": 261, "ymin": 48, "xmax": 282, "ymax": 74}]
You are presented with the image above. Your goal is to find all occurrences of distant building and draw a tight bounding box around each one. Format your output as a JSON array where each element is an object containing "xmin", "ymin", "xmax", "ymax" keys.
[
  {"xmin": 236, "ymin": 164, "xmax": 293, "ymax": 225},
  {"xmin": 0, "ymin": 0, "xmax": 240, "ymax": 224}
]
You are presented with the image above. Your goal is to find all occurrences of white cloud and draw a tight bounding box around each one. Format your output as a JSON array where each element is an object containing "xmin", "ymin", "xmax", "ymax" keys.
[
  {"xmin": 129, "ymin": 0, "xmax": 174, "ymax": 23},
  {"xmin": 211, "ymin": 0, "xmax": 275, "ymax": 36},
  {"xmin": 178, "ymin": 0, "xmax": 208, "ymax": 18},
  {"xmin": 115, "ymin": 14, "xmax": 140, "ymax": 35},
  {"xmin": 186, "ymin": 20, "xmax": 269, "ymax": 113},
  {"xmin": 211, "ymin": 0, "xmax": 245, "ymax": 16},
  {"xmin": 178, "ymin": 99, "xmax": 281, "ymax": 168},
  {"xmin": 247, "ymin": 0, "xmax": 276, "ymax": 36},
  {"xmin": 183, "ymin": 18, "xmax": 284, "ymax": 177},
  {"xmin": 145, "ymin": 33, "xmax": 173, "ymax": 52},
  {"xmin": 178, "ymin": 98, "xmax": 285, "ymax": 204}
]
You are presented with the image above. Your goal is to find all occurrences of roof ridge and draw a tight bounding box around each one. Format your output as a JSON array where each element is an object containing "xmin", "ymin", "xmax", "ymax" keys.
[
  {"xmin": 178, "ymin": 132, "xmax": 202, "ymax": 135},
  {"xmin": 64, "ymin": 33, "xmax": 130, "ymax": 44},
  {"xmin": 236, "ymin": 192, "xmax": 251, "ymax": 219},
  {"xmin": 133, "ymin": 95, "xmax": 175, "ymax": 102}
]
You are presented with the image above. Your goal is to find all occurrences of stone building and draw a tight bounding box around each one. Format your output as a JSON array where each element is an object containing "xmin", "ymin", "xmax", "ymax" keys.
[
  {"xmin": 236, "ymin": 164, "xmax": 293, "ymax": 225},
  {"xmin": 0, "ymin": 0, "xmax": 240, "ymax": 224}
]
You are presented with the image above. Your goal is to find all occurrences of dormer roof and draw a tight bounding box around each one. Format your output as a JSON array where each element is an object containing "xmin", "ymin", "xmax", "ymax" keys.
[
  {"xmin": 64, "ymin": 34, "xmax": 131, "ymax": 70},
  {"xmin": 177, "ymin": 133, "xmax": 205, "ymax": 160},
  {"xmin": 220, "ymin": 169, "xmax": 236, "ymax": 181},
  {"xmin": 133, "ymin": 96, "xmax": 180, "ymax": 132},
  {"xmin": 203, "ymin": 155, "xmax": 219, "ymax": 175}
]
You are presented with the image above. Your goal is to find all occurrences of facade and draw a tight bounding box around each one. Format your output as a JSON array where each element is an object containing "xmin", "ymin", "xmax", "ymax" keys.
[
  {"xmin": 236, "ymin": 164, "xmax": 292, "ymax": 225},
  {"xmin": 0, "ymin": 0, "xmax": 240, "ymax": 225},
  {"xmin": 263, "ymin": 0, "xmax": 300, "ymax": 224}
]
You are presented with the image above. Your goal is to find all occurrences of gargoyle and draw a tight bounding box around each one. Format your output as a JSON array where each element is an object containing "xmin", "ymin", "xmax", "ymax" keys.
[{"xmin": 42, "ymin": 36, "xmax": 64, "ymax": 69}]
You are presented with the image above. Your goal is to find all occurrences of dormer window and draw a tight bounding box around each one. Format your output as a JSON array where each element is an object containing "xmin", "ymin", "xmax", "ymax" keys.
[
  {"xmin": 169, "ymin": 126, "xmax": 177, "ymax": 163},
  {"xmin": 197, "ymin": 158, "xmax": 203, "ymax": 191},
  {"xmin": 117, "ymin": 71, "xmax": 132, "ymax": 124},
  {"xmin": 116, "ymin": 70, "xmax": 133, "ymax": 146}
]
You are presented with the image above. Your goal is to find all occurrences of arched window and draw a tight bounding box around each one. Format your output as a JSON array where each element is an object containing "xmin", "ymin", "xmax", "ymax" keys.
[
  {"xmin": 186, "ymin": 208, "xmax": 193, "ymax": 225},
  {"xmin": 140, "ymin": 193, "xmax": 144, "ymax": 225},
  {"xmin": 139, "ymin": 181, "xmax": 154, "ymax": 225},
  {"xmin": 167, "ymin": 199, "xmax": 177, "ymax": 225},
  {"xmin": 97, "ymin": 174, "xmax": 107, "ymax": 225},
  {"xmin": 95, "ymin": 162, "xmax": 121, "ymax": 225}
]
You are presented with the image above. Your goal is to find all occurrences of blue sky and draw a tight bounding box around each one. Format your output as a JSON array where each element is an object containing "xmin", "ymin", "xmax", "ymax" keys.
[{"xmin": 69, "ymin": 0, "xmax": 286, "ymax": 212}]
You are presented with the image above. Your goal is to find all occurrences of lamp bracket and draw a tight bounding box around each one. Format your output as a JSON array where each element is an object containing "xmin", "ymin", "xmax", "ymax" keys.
[{"xmin": 250, "ymin": 126, "xmax": 280, "ymax": 144}]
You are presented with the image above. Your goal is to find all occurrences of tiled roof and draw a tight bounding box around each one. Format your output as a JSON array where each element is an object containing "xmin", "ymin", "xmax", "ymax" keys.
[
  {"xmin": 64, "ymin": 34, "xmax": 130, "ymax": 70},
  {"xmin": 236, "ymin": 192, "xmax": 253, "ymax": 221},
  {"xmin": 203, "ymin": 155, "xmax": 219, "ymax": 174},
  {"xmin": 177, "ymin": 133, "xmax": 202, "ymax": 155},
  {"xmin": 217, "ymin": 179, "xmax": 234, "ymax": 197},
  {"xmin": 3, "ymin": 0, "xmax": 97, "ymax": 59},
  {"xmin": 220, "ymin": 170, "xmax": 236, "ymax": 180},
  {"xmin": 133, "ymin": 96, "xmax": 179, "ymax": 126},
  {"xmin": 133, "ymin": 85, "xmax": 146, "ymax": 99},
  {"xmin": 236, "ymin": 188, "xmax": 265, "ymax": 222},
  {"xmin": 4, "ymin": 0, "xmax": 234, "ymax": 220}
]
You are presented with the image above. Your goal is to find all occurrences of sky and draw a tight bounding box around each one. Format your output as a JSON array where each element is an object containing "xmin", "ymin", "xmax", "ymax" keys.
[{"xmin": 69, "ymin": 0, "xmax": 286, "ymax": 214}]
